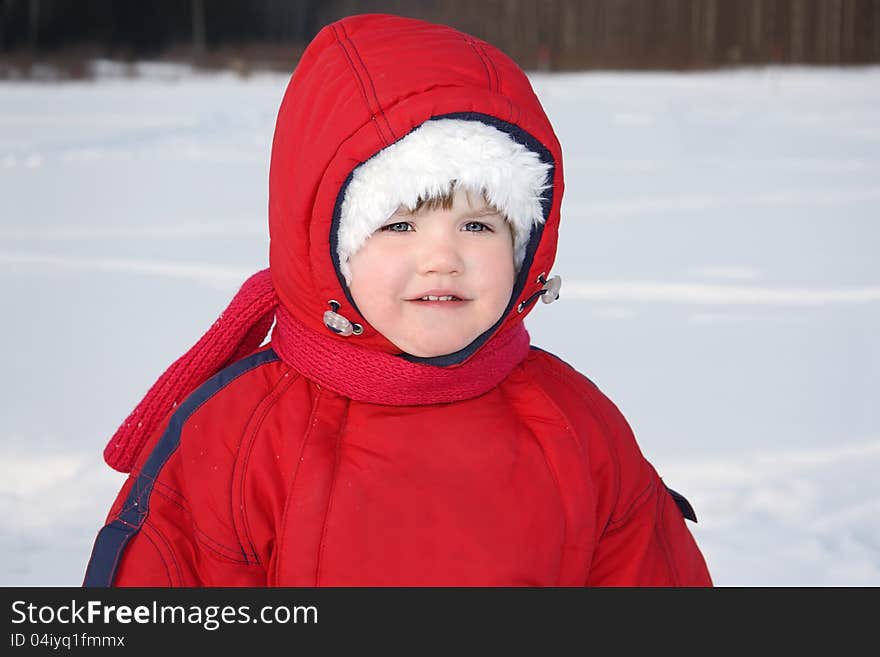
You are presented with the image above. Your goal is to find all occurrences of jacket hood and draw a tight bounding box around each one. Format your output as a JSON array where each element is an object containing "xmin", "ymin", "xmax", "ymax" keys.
[{"xmin": 268, "ymin": 13, "xmax": 564, "ymax": 366}]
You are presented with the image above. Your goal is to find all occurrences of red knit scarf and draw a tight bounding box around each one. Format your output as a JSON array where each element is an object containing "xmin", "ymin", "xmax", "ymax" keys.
[{"xmin": 103, "ymin": 269, "xmax": 530, "ymax": 473}]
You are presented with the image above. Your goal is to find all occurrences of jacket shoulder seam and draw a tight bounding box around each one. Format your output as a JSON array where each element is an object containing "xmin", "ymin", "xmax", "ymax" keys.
[
  {"xmin": 654, "ymin": 488, "xmax": 683, "ymax": 585},
  {"xmin": 234, "ymin": 365, "xmax": 300, "ymax": 563},
  {"xmin": 527, "ymin": 349, "xmax": 624, "ymax": 531},
  {"xmin": 142, "ymin": 518, "xmax": 182, "ymax": 585},
  {"xmin": 602, "ymin": 479, "xmax": 655, "ymax": 533},
  {"xmin": 497, "ymin": 381, "xmax": 573, "ymax": 585},
  {"xmin": 315, "ymin": 395, "xmax": 351, "ymax": 586},
  {"xmin": 272, "ymin": 387, "xmax": 325, "ymax": 585},
  {"xmin": 136, "ymin": 523, "xmax": 174, "ymax": 586},
  {"xmin": 145, "ymin": 480, "xmax": 254, "ymax": 564}
]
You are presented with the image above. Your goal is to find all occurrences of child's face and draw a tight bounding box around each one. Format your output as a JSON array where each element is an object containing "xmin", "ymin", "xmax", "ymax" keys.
[{"xmin": 348, "ymin": 188, "xmax": 516, "ymax": 358}]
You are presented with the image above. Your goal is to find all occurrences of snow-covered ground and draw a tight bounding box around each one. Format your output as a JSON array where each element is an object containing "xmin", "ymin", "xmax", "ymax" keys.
[{"xmin": 1, "ymin": 62, "xmax": 878, "ymax": 586}]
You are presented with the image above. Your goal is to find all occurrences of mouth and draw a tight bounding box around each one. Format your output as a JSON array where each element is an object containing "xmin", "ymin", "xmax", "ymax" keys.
[
  {"xmin": 415, "ymin": 294, "xmax": 462, "ymax": 302},
  {"xmin": 406, "ymin": 291, "xmax": 470, "ymax": 305}
]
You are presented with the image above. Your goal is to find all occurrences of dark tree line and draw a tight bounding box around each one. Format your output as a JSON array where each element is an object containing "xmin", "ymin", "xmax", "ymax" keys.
[
  {"xmin": 0, "ymin": 0, "xmax": 323, "ymax": 55},
  {"xmin": 1, "ymin": 0, "xmax": 879, "ymax": 69}
]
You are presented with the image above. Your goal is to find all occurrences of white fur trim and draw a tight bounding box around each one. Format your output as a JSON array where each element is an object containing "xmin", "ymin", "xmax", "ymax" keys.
[{"xmin": 337, "ymin": 118, "xmax": 551, "ymax": 284}]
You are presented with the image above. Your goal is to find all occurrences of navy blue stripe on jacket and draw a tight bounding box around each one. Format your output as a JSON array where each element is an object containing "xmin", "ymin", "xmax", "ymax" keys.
[{"xmin": 82, "ymin": 348, "xmax": 281, "ymax": 587}]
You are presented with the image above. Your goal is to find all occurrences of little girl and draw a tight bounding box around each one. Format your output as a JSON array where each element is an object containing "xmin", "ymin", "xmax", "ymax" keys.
[{"xmin": 85, "ymin": 13, "xmax": 711, "ymax": 586}]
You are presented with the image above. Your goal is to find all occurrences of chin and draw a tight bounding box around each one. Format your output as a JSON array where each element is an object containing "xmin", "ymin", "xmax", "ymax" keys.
[{"xmin": 404, "ymin": 338, "xmax": 470, "ymax": 358}]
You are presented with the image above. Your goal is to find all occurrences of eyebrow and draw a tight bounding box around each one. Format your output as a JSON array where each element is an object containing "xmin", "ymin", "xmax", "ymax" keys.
[
  {"xmin": 468, "ymin": 207, "xmax": 503, "ymax": 217},
  {"xmin": 392, "ymin": 206, "xmax": 502, "ymax": 218}
]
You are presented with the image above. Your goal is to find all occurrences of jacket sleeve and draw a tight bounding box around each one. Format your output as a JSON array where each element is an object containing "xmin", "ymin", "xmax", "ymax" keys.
[
  {"xmin": 102, "ymin": 477, "xmax": 267, "ymax": 587},
  {"xmin": 584, "ymin": 385, "xmax": 713, "ymax": 587},
  {"xmin": 83, "ymin": 410, "xmax": 269, "ymax": 587}
]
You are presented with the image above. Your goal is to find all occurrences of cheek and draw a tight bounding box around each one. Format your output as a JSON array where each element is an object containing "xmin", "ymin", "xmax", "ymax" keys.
[
  {"xmin": 460, "ymin": 246, "xmax": 515, "ymax": 324},
  {"xmin": 471, "ymin": 242, "xmax": 516, "ymax": 295},
  {"xmin": 348, "ymin": 243, "xmax": 409, "ymax": 310}
]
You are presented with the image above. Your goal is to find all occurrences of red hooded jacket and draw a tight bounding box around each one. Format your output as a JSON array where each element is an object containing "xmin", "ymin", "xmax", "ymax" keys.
[{"xmin": 84, "ymin": 14, "xmax": 711, "ymax": 587}]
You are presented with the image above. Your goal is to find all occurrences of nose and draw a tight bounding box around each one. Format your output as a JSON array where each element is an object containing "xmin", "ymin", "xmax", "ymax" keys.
[{"xmin": 416, "ymin": 233, "xmax": 464, "ymax": 276}]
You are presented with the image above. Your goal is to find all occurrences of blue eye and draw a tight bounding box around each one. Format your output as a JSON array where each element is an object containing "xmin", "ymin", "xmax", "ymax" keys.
[
  {"xmin": 380, "ymin": 221, "xmax": 413, "ymax": 232},
  {"xmin": 463, "ymin": 221, "xmax": 491, "ymax": 232}
]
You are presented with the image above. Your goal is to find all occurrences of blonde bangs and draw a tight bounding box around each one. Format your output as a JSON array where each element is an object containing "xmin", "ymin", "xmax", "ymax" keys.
[{"xmin": 410, "ymin": 184, "xmax": 501, "ymax": 215}]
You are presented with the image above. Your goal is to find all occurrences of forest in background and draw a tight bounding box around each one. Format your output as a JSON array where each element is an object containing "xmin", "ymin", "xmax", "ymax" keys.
[{"xmin": 1, "ymin": 0, "xmax": 879, "ymax": 78}]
